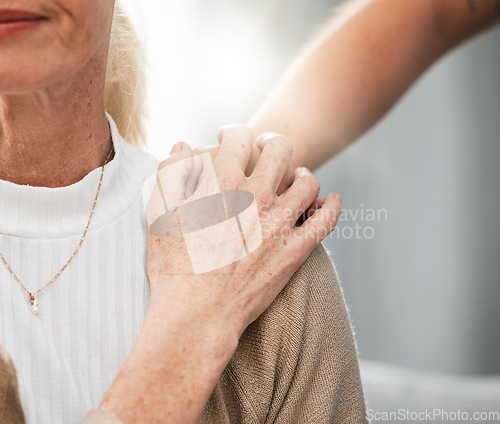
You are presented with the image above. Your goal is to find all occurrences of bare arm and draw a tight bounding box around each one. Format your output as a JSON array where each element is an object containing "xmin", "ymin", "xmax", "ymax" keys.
[{"xmin": 249, "ymin": 0, "xmax": 500, "ymax": 172}]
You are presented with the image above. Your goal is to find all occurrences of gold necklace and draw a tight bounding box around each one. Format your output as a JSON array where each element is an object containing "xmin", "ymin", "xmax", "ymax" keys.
[{"xmin": 0, "ymin": 136, "xmax": 114, "ymax": 316}]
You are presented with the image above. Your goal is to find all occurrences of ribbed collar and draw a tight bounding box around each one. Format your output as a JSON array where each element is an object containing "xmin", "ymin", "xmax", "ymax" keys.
[{"xmin": 0, "ymin": 114, "xmax": 146, "ymax": 239}]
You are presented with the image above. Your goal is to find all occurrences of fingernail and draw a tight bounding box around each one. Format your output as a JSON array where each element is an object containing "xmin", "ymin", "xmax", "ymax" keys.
[{"xmin": 171, "ymin": 142, "xmax": 182, "ymax": 154}]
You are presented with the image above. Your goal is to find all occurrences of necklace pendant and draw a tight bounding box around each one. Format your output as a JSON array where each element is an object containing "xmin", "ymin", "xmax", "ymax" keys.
[{"xmin": 28, "ymin": 294, "xmax": 39, "ymax": 316}]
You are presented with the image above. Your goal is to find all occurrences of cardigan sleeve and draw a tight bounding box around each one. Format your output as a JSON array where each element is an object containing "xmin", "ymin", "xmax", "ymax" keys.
[{"xmin": 201, "ymin": 244, "xmax": 367, "ymax": 423}]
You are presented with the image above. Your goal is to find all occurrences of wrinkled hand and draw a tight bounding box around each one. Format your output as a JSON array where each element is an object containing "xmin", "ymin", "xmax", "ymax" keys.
[
  {"xmin": 193, "ymin": 127, "xmax": 296, "ymax": 195},
  {"xmin": 146, "ymin": 125, "xmax": 341, "ymax": 338}
]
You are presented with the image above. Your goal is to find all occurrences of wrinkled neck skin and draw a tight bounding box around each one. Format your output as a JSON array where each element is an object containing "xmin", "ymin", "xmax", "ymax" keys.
[{"xmin": 0, "ymin": 44, "xmax": 111, "ymax": 188}]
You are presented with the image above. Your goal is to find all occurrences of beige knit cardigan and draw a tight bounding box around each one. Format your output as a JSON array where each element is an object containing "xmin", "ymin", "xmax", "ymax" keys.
[{"xmin": 0, "ymin": 245, "xmax": 367, "ymax": 423}]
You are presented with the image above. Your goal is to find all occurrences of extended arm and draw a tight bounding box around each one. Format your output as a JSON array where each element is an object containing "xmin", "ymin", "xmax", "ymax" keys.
[{"xmin": 249, "ymin": 0, "xmax": 500, "ymax": 172}]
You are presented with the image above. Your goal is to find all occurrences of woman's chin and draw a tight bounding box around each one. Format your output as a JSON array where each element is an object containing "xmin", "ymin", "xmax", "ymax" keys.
[
  {"xmin": 0, "ymin": 44, "xmax": 51, "ymax": 93},
  {"xmin": 0, "ymin": 68, "xmax": 50, "ymax": 94},
  {"xmin": 0, "ymin": 71, "xmax": 63, "ymax": 95},
  {"xmin": 0, "ymin": 51, "xmax": 83, "ymax": 95},
  {"xmin": 0, "ymin": 41, "xmax": 102, "ymax": 95}
]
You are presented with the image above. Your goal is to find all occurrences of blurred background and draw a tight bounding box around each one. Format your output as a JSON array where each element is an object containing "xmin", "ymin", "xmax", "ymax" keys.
[{"xmin": 121, "ymin": 0, "xmax": 500, "ymax": 419}]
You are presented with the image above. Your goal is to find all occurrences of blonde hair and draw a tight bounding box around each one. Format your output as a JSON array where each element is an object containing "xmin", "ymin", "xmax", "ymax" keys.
[{"xmin": 105, "ymin": 3, "xmax": 146, "ymax": 146}]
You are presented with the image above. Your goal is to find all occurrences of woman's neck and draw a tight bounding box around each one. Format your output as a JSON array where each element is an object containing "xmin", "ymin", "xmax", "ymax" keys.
[{"xmin": 0, "ymin": 70, "xmax": 111, "ymax": 188}]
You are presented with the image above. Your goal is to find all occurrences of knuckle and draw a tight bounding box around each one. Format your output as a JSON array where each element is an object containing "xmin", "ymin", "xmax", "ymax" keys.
[
  {"xmin": 300, "ymin": 173, "xmax": 320, "ymax": 196},
  {"xmin": 254, "ymin": 188, "xmax": 275, "ymax": 208},
  {"xmin": 178, "ymin": 141, "xmax": 191, "ymax": 151},
  {"xmin": 270, "ymin": 135, "xmax": 293, "ymax": 152},
  {"xmin": 222, "ymin": 124, "xmax": 254, "ymax": 141},
  {"xmin": 264, "ymin": 134, "xmax": 293, "ymax": 155}
]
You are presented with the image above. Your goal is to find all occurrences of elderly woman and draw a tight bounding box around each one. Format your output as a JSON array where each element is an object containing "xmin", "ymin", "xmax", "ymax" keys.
[{"xmin": 0, "ymin": 1, "xmax": 366, "ymax": 423}]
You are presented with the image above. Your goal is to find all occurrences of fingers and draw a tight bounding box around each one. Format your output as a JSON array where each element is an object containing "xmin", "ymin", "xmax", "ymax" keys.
[
  {"xmin": 277, "ymin": 167, "xmax": 320, "ymax": 224},
  {"xmin": 254, "ymin": 133, "xmax": 294, "ymax": 195},
  {"xmin": 211, "ymin": 132, "xmax": 261, "ymax": 178},
  {"xmin": 244, "ymin": 143, "xmax": 263, "ymax": 177},
  {"xmin": 290, "ymin": 193, "xmax": 342, "ymax": 252},
  {"xmin": 146, "ymin": 142, "xmax": 196, "ymax": 227},
  {"xmin": 213, "ymin": 125, "xmax": 254, "ymax": 187},
  {"xmin": 157, "ymin": 142, "xmax": 197, "ymax": 206},
  {"xmin": 185, "ymin": 154, "xmax": 202, "ymax": 198},
  {"xmin": 277, "ymin": 167, "xmax": 295, "ymax": 196},
  {"xmin": 300, "ymin": 196, "xmax": 324, "ymax": 222},
  {"xmin": 248, "ymin": 132, "xmax": 293, "ymax": 199}
]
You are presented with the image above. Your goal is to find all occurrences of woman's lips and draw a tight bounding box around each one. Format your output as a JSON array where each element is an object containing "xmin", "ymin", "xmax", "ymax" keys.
[{"xmin": 0, "ymin": 9, "xmax": 47, "ymax": 38}]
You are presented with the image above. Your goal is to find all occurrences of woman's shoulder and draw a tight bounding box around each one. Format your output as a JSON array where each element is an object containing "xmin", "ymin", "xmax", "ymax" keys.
[
  {"xmin": 202, "ymin": 244, "xmax": 367, "ymax": 424},
  {"xmin": 119, "ymin": 138, "xmax": 160, "ymax": 180},
  {"xmin": 108, "ymin": 113, "xmax": 160, "ymax": 185},
  {"xmin": 112, "ymin": 130, "xmax": 160, "ymax": 213},
  {"xmin": 236, "ymin": 243, "xmax": 348, "ymax": 361}
]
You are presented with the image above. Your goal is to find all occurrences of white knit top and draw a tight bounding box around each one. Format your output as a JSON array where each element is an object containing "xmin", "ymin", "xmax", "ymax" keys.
[{"xmin": 0, "ymin": 115, "xmax": 159, "ymax": 424}]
